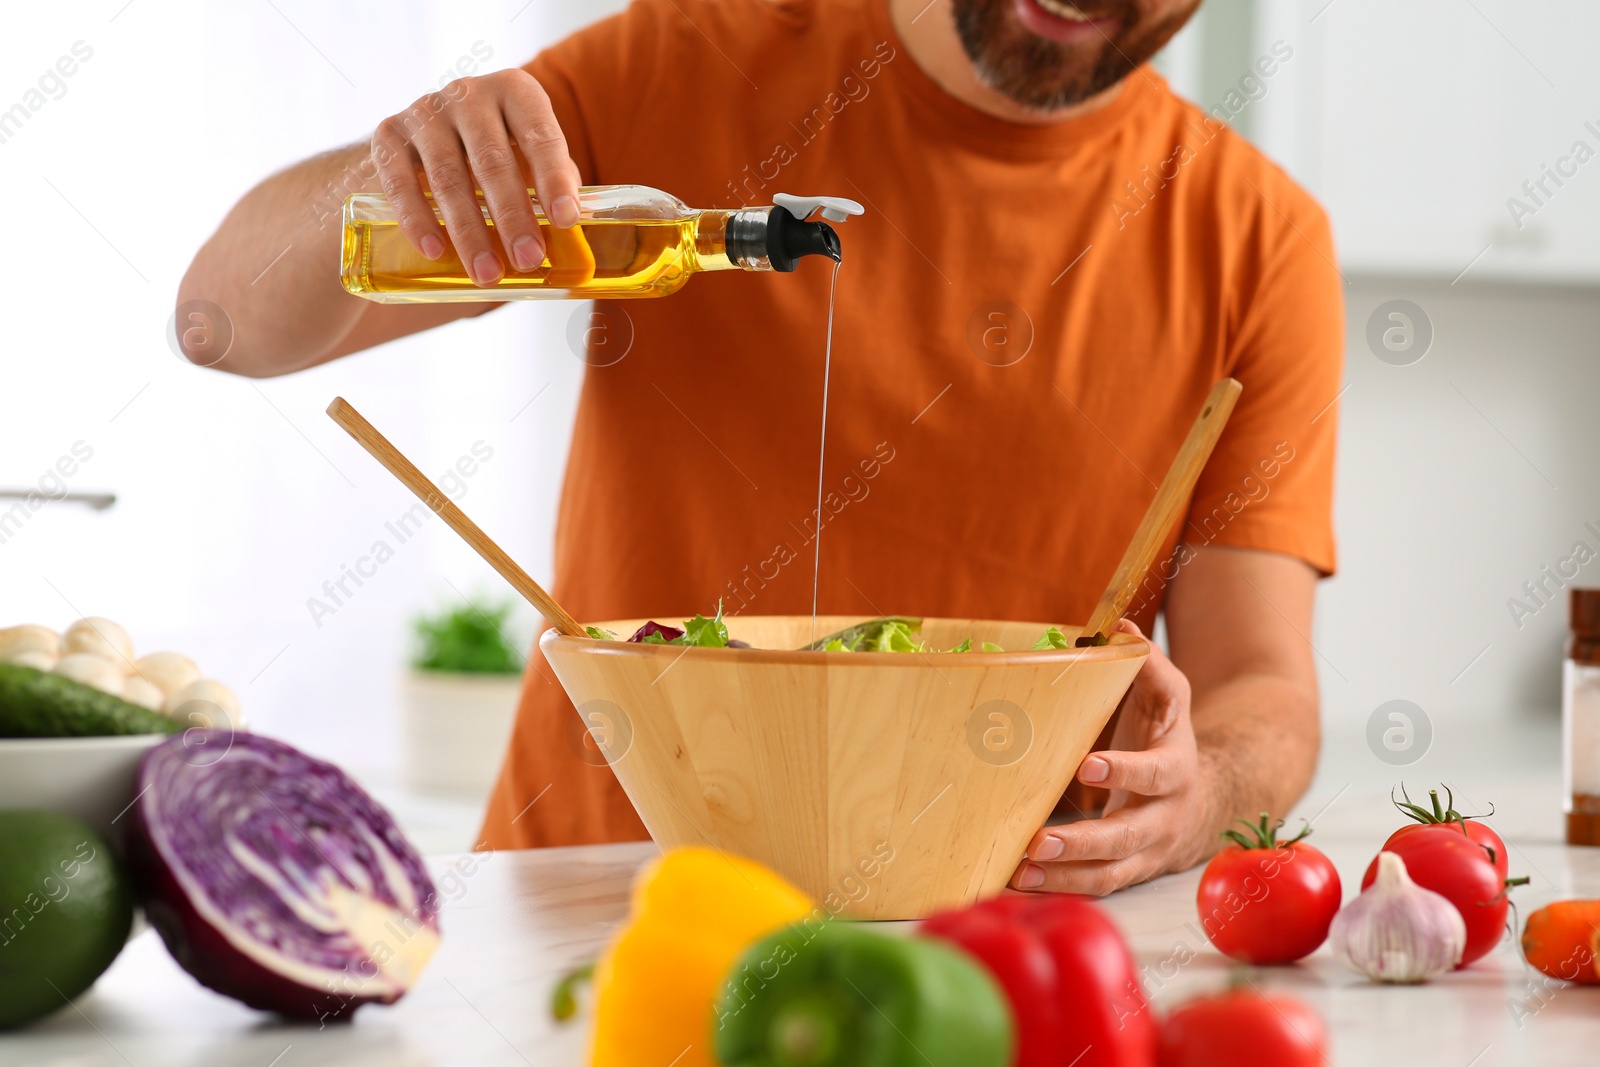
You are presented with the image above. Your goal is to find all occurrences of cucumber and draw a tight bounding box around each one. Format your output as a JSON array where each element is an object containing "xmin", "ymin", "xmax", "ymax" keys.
[{"xmin": 0, "ymin": 663, "xmax": 182, "ymax": 737}]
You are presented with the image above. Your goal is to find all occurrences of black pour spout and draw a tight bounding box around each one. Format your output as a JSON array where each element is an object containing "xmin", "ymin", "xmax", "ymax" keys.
[{"xmin": 766, "ymin": 207, "xmax": 842, "ymax": 271}]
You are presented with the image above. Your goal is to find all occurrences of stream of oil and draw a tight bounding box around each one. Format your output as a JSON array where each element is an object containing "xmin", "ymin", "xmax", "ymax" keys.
[{"xmin": 810, "ymin": 258, "xmax": 841, "ymax": 645}]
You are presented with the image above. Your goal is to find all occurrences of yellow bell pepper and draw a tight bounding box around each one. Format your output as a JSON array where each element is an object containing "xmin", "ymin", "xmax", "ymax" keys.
[{"xmin": 587, "ymin": 847, "xmax": 814, "ymax": 1067}]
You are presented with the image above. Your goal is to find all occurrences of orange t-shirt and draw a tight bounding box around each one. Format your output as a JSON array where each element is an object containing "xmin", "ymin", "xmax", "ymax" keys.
[{"xmin": 479, "ymin": 0, "xmax": 1343, "ymax": 850}]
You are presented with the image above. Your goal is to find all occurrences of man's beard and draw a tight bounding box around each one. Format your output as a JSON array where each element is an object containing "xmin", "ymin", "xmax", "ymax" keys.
[{"xmin": 951, "ymin": 0, "xmax": 1198, "ymax": 111}]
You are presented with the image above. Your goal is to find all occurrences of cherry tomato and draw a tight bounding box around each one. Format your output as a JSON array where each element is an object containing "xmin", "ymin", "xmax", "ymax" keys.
[
  {"xmin": 1361, "ymin": 825, "xmax": 1522, "ymax": 967},
  {"xmin": 1195, "ymin": 814, "xmax": 1341, "ymax": 965},
  {"xmin": 1158, "ymin": 988, "xmax": 1327, "ymax": 1067},
  {"xmin": 1388, "ymin": 785, "xmax": 1509, "ymax": 877}
]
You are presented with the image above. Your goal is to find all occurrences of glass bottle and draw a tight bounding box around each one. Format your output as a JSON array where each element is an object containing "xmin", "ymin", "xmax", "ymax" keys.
[
  {"xmin": 340, "ymin": 185, "xmax": 859, "ymax": 303},
  {"xmin": 1564, "ymin": 588, "xmax": 1600, "ymax": 845}
]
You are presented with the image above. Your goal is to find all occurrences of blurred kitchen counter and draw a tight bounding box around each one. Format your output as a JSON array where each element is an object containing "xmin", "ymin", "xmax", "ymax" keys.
[{"xmin": 3, "ymin": 713, "xmax": 1594, "ymax": 1067}]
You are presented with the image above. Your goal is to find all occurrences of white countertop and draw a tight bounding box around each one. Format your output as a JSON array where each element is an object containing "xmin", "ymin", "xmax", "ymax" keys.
[{"xmin": 5, "ymin": 716, "xmax": 1598, "ymax": 1067}]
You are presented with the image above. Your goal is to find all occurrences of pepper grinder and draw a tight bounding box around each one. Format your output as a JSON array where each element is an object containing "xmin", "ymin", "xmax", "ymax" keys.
[{"xmin": 1564, "ymin": 589, "xmax": 1600, "ymax": 845}]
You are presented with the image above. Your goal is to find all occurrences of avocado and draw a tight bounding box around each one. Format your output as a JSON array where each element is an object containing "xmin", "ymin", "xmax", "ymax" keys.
[{"xmin": 0, "ymin": 664, "xmax": 182, "ymax": 737}]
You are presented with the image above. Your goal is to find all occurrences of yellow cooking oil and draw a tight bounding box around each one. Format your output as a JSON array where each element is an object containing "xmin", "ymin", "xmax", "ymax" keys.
[{"xmin": 342, "ymin": 208, "xmax": 739, "ymax": 303}]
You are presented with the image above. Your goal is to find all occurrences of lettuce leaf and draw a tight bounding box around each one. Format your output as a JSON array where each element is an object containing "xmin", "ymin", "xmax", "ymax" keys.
[
  {"xmin": 679, "ymin": 605, "xmax": 731, "ymax": 648},
  {"xmin": 802, "ymin": 617, "xmax": 922, "ymax": 652},
  {"xmin": 866, "ymin": 620, "xmax": 922, "ymax": 653},
  {"xmin": 1032, "ymin": 626, "xmax": 1071, "ymax": 650}
]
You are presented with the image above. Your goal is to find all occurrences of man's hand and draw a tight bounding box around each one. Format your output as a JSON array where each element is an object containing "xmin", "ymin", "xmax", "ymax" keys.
[
  {"xmin": 1010, "ymin": 620, "xmax": 1213, "ymax": 895},
  {"xmin": 178, "ymin": 65, "xmax": 588, "ymax": 377},
  {"xmin": 1009, "ymin": 546, "xmax": 1322, "ymax": 897},
  {"xmin": 374, "ymin": 68, "xmax": 583, "ymax": 286}
]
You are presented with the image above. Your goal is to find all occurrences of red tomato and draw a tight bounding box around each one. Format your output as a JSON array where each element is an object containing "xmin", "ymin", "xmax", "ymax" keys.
[
  {"xmin": 1361, "ymin": 825, "xmax": 1513, "ymax": 967},
  {"xmin": 1196, "ymin": 815, "xmax": 1342, "ymax": 964},
  {"xmin": 1158, "ymin": 988, "xmax": 1327, "ymax": 1067}
]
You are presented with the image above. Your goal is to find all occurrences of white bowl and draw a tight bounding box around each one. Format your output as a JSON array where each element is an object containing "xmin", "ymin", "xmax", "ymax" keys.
[{"xmin": 0, "ymin": 734, "xmax": 169, "ymax": 849}]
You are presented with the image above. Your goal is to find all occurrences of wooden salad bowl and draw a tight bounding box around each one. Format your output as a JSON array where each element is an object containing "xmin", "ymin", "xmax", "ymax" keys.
[{"xmin": 541, "ymin": 615, "xmax": 1148, "ymax": 920}]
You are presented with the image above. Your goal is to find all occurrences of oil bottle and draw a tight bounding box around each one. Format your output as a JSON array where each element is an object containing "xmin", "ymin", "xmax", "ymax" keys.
[{"xmin": 341, "ymin": 186, "xmax": 862, "ymax": 303}]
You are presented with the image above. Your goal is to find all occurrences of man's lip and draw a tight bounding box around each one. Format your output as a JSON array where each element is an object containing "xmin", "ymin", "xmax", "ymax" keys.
[{"xmin": 1013, "ymin": 0, "xmax": 1121, "ymax": 43}]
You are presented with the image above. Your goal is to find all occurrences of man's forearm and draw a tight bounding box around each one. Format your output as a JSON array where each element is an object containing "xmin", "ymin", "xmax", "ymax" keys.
[
  {"xmin": 177, "ymin": 143, "xmax": 379, "ymax": 377},
  {"xmin": 1191, "ymin": 670, "xmax": 1320, "ymax": 858}
]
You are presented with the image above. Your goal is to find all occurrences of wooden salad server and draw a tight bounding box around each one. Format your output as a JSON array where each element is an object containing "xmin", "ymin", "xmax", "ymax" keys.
[
  {"xmin": 1076, "ymin": 377, "xmax": 1243, "ymax": 646},
  {"xmin": 326, "ymin": 397, "xmax": 587, "ymax": 637}
]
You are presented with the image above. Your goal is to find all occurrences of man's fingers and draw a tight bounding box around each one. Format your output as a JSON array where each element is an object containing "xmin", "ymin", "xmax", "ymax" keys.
[
  {"xmin": 502, "ymin": 73, "xmax": 582, "ymax": 228},
  {"xmin": 1012, "ymin": 854, "xmax": 1154, "ymax": 896},
  {"xmin": 1079, "ymin": 747, "xmax": 1183, "ymax": 796},
  {"xmin": 372, "ymin": 123, "xmax": 442, "ymax": 260},
  {"xmin": 413, "ymin": 121, "xmax": 501, "ymax": 287},
  {"xmin": 1026, "ymin": 809, "xmax": 1161, "ymax": 863},
  {"xmin": 366, "ymin": 69, "xmax": 578, "ymax": 283},
  {"xmin": 456, "ymin": 110, "xmax": 542, "ymax": 271}
]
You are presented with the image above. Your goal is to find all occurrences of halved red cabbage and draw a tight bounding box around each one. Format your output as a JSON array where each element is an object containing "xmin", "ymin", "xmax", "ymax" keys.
[{"xmin": 127, "ymin": 731, "xmax": 440, "ymax": 1021}]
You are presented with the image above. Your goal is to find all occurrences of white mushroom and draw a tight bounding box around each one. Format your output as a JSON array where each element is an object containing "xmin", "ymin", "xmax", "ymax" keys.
[
  {"xmin": 121, "ymin": 676, "xmax": 166, "ymax": 711},
  {"xmin": 54, "ymin": 653, "xmax": 126, "ymax": 697},
  {"xmin": 8, "ymin": 650, "xmax": 59, "ymax": 672},
  {"xmin": 166, "ymin": 678, "xmax": 243, "ymax": 730},
  {"xmin": 62, "ymin": 617, "xmax": 135, "ymax": 666},
  {"xmin": 0, "ymin": 624, "xmax": 61, "ymax": 663},
  {"xmin": 133, "ymin": 651, "xmax": 201, "ymax": 698}
]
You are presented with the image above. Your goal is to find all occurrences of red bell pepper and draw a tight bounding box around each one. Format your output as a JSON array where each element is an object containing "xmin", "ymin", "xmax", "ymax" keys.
[{"xmin": 920, "ymin": 895, "xmax": 1157, "ymax": 1067}]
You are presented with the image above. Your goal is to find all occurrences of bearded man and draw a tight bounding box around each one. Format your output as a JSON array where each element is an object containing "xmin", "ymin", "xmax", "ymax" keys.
[{"xmin": 180, "ymin": 0, "xmax": 1341, "ymax": 894}]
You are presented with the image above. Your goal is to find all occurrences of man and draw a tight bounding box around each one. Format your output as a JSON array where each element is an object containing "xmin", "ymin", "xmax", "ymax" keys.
[{"xmin": 179, "ymin": 0, "xmax": 1340, "ymax": 895}]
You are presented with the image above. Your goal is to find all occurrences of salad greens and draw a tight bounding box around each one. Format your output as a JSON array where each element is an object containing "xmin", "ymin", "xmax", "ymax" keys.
[
  {"xmin": 645, "ymin": 609, "xmax": 730, "ymax": 648},
  {"xmin": 1031, "ymin": 626, "xmax": 1071, "ymax": 651},
  {"xmin": 585, "ymin": 603, "xmax": 736, "ymax": 648},
  {"xmin": 822, "ymin": 618, "xmax": 923, "ymax": 653},
  {"xmin": 802, "ymin": 616, "xmax": 922, "ymax": 652},
  {"xmin": 581, "ymin": 610, "xmax": 1084, "ymax": 655}
]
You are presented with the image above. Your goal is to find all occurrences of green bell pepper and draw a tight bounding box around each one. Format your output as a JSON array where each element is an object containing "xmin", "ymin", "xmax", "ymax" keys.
[{"xmin": 714, "ymin": 920, "xmax": 1013, "ymax": 1067}]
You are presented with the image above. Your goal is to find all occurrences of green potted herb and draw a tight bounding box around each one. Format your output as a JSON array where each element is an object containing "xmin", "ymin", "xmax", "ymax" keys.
[{"xmin": 400, "ymin": 600, "xmax": 525, "ymax": 797}]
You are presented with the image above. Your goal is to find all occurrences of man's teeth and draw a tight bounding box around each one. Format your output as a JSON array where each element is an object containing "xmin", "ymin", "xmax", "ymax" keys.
[{"xmin": 1035, "ymin": 0, "xmax": 1092, "ymax": 20}]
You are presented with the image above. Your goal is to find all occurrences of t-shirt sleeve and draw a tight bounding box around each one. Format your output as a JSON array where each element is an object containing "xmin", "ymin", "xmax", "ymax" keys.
[
  {"xmin": 520, "ymin": 0, "xmax": 673, "ymax": 185},
  {"xmin": 1184, "ymin": 194, "xmax": 1344, "ymax": 577}
]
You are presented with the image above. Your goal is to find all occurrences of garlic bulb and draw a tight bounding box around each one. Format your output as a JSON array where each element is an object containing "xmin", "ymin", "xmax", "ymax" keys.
[{"xmin": 1330, "ymin": 851, "xmax": 1465, "ymax": 983}]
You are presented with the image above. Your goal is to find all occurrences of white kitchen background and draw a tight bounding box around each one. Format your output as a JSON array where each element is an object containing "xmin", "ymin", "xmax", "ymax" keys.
[{"xmin": 1, "ymin": 0, "xmax": 1596, "ymax": 847}]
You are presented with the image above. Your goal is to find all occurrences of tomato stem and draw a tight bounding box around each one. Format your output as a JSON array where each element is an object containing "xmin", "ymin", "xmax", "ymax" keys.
[
  {"xmin": 1393, "ymin": 783, "xmax": 1495, "ymax": 828},
  {"xmin": 1220, "ymin": 811, "xmax": 1311, "ymax": 851}
]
